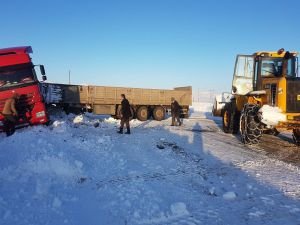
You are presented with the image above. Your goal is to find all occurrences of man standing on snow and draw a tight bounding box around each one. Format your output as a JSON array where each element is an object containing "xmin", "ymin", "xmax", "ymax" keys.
[
  {"xmin": 171, "ymin": 97, "xmax": 181, "ymax": 126},
  {"xmin": 2, "ymin": 92, "xmax": 20, "ymax": 136},
  {"xmin": 118, "ymin": 94, "xmax": 132, "ymax": 134}
]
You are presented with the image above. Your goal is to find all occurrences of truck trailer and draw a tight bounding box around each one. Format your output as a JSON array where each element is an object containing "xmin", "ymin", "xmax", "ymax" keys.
[{"xmin": 41, "ymin": 83, "xmax": 192, "ymax": 121}]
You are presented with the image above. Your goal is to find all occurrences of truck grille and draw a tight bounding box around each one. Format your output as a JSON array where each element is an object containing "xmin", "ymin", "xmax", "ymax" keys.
[
  {"xmin": 0, "ymin": 93, "xmax": 34, "ymax": 115},
  {"xmin": 286, "ymin": 79, "xmax": 300, "ymax": 113},
  {"xmin": 18, "ymin": 93, "xmax": 34, "ymax": 114}
]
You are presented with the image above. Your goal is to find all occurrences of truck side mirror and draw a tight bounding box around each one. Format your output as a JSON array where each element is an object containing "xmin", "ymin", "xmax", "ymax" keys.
[
  {"xmin": 40, "ymin": 65, "xmax": 46, "ymax": 75},
  {"xmin": 42, "ymin": 75, "xmax": 47, "ymax": 81}
]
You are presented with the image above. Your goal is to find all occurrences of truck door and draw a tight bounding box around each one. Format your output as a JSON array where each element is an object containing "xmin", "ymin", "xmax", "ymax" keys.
[{"xmin": 232, "ymin": 55, "xmax": 255, "ymax": 95}]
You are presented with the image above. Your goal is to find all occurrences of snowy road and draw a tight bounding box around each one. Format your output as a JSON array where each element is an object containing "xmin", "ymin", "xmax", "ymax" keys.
[{"xmin": 0, "ymin": 112, "xmax": 300, "ymax": 225}]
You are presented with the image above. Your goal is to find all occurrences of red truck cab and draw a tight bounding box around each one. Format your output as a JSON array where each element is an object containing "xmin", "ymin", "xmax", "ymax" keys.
[{"xmin": 0, "ymin": 46, "xmax": 49, "ymax": 131}]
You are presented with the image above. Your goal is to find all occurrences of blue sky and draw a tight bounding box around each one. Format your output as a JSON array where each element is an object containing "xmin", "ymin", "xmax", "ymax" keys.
[{"xmin": 1, "ymin": 0, "xmax": 299, "ymax": 92}]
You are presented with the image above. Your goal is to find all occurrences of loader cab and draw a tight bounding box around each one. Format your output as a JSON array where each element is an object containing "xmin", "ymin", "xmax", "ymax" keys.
[
  {"xmin": 231, "ymin": 51, "xmax": 298, "ymax": 96},
  {"xmin": 256, "ymin": 53, "xmax": 297, "ymax": 79}
]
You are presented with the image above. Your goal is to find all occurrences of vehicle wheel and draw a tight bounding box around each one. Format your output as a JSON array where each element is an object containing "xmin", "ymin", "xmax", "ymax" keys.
[
  {"xmin": 182, "ymin": 107, "xmax": 189, "ymax": 118},
  {"xmin": 212, "ymin": 99, "xmax": 218, "ymax": 116},
  {"xmin": 116, "ymin": 105, "xmax": 122, "ymax": 119},
  {"xmin": 153, "ymin": 106, "xmax": 165, "ymax": 121},
  {"xmin": 240, "ymin": 104, "xmax": 262, "ymax": 144},
  {"xmin": 116, "ymin": 105, "xmax": 135, "ymax": 120},
  {"xmin": 222, "ymin": 104, "xmax": 232, "ymax": 133},
  {"xmin": 63, "ymin": 104, "xmax": 70, "ymax": 115},
  {"xmin": 136, "ymin": 106, "xmax": 149, "ymax": 121},
  {"xmin": 222, "ymin": 103, "xmax": 239, "ymax": 134},
  {"xmin": 129, "ymin": 106, "xmax": 135, "ymax": 120},
  {"xmin": 292, "ymin": 129, "xmax": 300, "ymax": 146}
]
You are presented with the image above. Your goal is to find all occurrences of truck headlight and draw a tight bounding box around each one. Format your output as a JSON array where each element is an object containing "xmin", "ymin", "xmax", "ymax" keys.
[{"xmin": 36, "ymin": 111, "xmax": 46, "ymax": 118}]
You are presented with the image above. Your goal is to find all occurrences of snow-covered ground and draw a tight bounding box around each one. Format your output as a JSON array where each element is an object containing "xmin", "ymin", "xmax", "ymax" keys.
[{"xmin": 0, "ymin": 104, "xmax": 300, "ymax": 225}]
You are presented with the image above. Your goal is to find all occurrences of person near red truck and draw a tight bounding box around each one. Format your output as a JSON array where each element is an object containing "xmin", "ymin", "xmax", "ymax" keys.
[
  {"xmin": 1, "ymin": 92, "xmax": 20, "ymax": 136},
  {"xmin": 118, "ymin": 94, "xmax": 132, "ymax": 134},
  {"xmin": 171, "ymin": 97, "xmax": 182, "ymax": 126}
]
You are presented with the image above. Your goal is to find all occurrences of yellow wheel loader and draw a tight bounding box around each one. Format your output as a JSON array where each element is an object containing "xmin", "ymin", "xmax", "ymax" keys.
[{"xmin": 222, "ymin": 48, "xmax": 300, "ymax": 145}]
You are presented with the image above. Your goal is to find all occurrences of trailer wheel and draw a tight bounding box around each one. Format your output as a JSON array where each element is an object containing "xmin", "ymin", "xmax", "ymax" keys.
[
  {"xmin": 116, "ymin": 105, "xmax": 122, "ymax": 119},
  {"xmin": 116, "ymin": 105, "xmax": 135, "ymax": 120},
  {"xmin": 129, "ymin": 106, "xmax": 135, "ymax": 120},
  {"xmin": 136, "ymin": 106, "xmax": 149, "ymax": 121},
  {"xmin": 153, "ymin": 106, "xmax": 165, "ymax": 121},
  {"xmin": 182, "ymin": 107, "xmax": 189, "ymax": 119},
  {"xmin": 240, "ymin": 104, "xmax": 262, "ymax": 144}
]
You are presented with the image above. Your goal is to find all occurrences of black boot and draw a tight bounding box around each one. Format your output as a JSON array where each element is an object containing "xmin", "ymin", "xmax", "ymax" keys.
[
  {"xmin": 125, "ymin": 128, "xmax": 131, "ymax": 134},
  {"xmin": 118, "ymin": 128, "xmax": 123, "ymax": 134}
]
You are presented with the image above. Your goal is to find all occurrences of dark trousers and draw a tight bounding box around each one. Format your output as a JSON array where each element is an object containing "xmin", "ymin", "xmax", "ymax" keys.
[
  {"xmin": 171, "ymin": 114, "xmax": 181, "ymax": 126},
  {"xmin": 3, "ymin": 114, "xmax": 17, "ymax": 136},
  {"xmin": 120, "ymin": 118, "xmax": 130, "ymax": 129}
]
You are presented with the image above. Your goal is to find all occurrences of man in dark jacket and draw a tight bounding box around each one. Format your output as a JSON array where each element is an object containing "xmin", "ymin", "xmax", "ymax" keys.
[
  {"xmin": 171, "ymin": 97, "xmax": 181, "ymax": 126},
  {"xmin": 118, "ymin": 94, "xmax": 132, "ymax": 134},
  {"xmin": 2, "ymin": 92, "xmax": 20, "ymax": 136}
]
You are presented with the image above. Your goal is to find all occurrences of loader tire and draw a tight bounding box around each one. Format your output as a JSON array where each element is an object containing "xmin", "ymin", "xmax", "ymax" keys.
[
  {"xmin": 240, "ymin": 104, "xmax": 262, "ymax": 144},
  {"xmin": 292, "ymin": 129, "xmax": 300, "ymax": 146},
  {"xmin": 222, "ymin": 103, "xmax": 239, "ymax": 134}
]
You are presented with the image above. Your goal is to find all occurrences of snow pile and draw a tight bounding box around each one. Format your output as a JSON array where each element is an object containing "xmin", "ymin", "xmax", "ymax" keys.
[
  {"xmin": 248, "ymin": 210, "xmax": 266, "ymax": 218},
  {"xmin": 0, "ymin": 111, "xmax": 300, "ymax": 225},
  {"xmin": 191, "ymin": 102, "xmax": 213, "ymax": 112},
  {"xmin": 259, "ymin": 105, "xmax": 286, "ymax": 127},
  {"xmin": 104, "ymin": 117, "xmax": 119, "ymax": 124},
  {"xmin": 136, "ymin": 202, "xmax": 190, "ymax": 224},
  {"xmin": 223, "ymin": 191, "xmax": 237, "ymax": 201},
  {"xmin": 52, "ymin": 120, "xmax": 67, "ymax": 133},
  {"xmin": 73, "ymin": 115, "xmax": 84, "ymax": 123},
  {"xmin": 26, "ymin": 156, "xmax": 82, "ymax": 178},
  {"xmin": 170, "ymin": 202, "xmax": 189, "ymax": 217}
]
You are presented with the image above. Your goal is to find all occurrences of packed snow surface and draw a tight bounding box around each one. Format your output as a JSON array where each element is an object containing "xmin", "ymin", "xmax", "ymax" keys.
[{"xmin": 0, "ymin": 106, "xmax": 300, "ymax": 225}]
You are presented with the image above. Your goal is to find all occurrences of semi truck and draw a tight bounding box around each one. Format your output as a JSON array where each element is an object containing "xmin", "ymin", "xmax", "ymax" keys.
[
  {"xmin": 0, "ymin": 46, "xmax": 49, "ymax": 130},
  {"xmin": 0, "ymin": 46, "xmax": 192, "ymax": 131}
]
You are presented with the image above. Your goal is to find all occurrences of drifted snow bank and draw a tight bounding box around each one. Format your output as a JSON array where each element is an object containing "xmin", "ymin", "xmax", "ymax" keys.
[
  {"xmin": 1, "ymin": 112, "xmax": 300, "ymax": 225},
  {"xmin": 259, "ymin": 105, "xmax": 286, "ymax": 127},
  {"xmin": 191, "ymin": 102, "xmax": 213, "ymax": 112}
]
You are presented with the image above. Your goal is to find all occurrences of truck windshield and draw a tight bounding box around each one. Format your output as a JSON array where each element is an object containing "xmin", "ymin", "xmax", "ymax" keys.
[{"xmin": 0, "ymin": 64, "xmax": 36, "ymax": 89}]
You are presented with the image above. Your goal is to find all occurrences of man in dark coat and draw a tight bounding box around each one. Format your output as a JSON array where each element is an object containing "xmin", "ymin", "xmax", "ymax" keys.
[
  {"xmin": 171, "ymin": 97, "xmax": 181, "ymax": 126},
  {"xmin": 2, "ymin": 92, "xmax": 20, "ymax": 136},
  {"xmin": 118, "ymin": 94, "xmax": 132, "ymax": 134}
]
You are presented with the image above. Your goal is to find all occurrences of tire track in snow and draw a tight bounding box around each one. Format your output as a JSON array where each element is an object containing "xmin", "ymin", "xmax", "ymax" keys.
[{"xmin": 95, "ymin": 167, "xmax": 206, "ymax": 189}]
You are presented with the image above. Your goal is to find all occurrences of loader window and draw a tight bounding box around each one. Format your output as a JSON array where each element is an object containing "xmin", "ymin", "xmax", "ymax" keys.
[
  {"xmin": 235, "ymin": 56, "xmax": 254, "ymax": 78},
  {"xmin": 286, "ymin": 57, "xmax": 296, "ymax": 77},
  {"xmin": 0, "ymin": 64, "xmax": 36, "ymax": 89},
  {"xmin": 261, "ymin": 58, "xmax": 283, "ymax": 77},
  {"xmin": 232, "ymin": 55, "xmax": 254, "ymax": 95}
]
